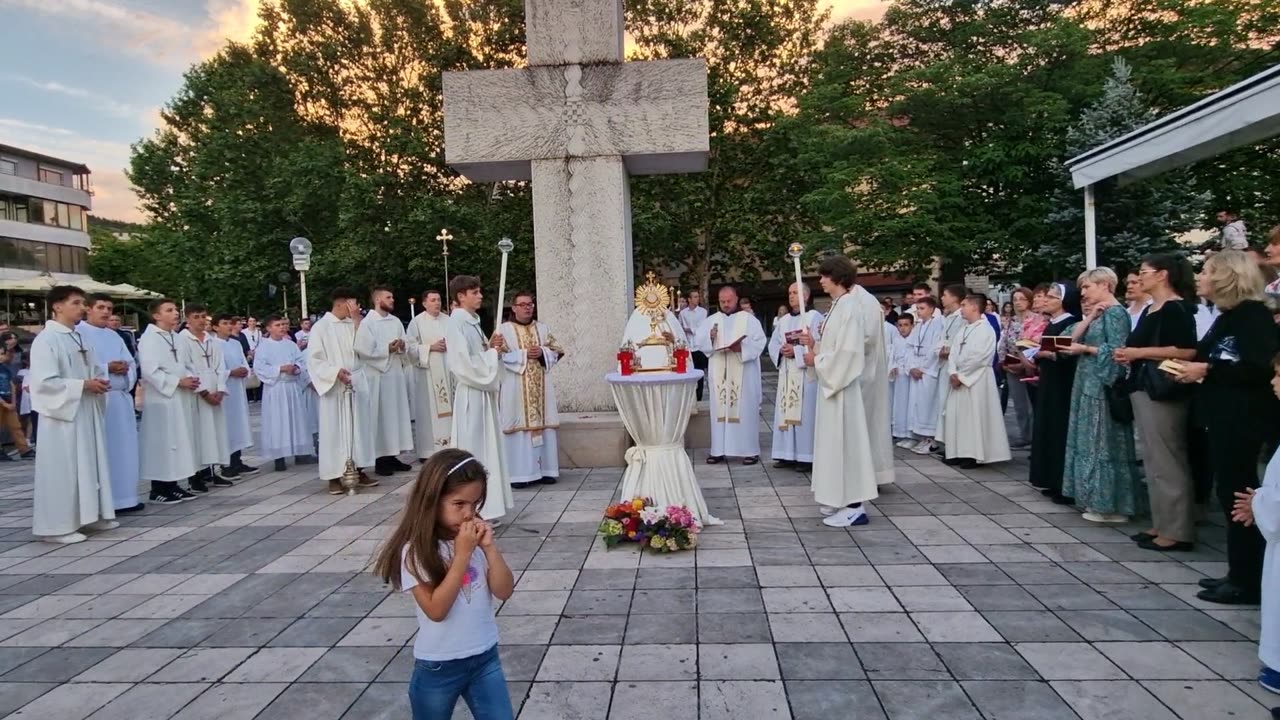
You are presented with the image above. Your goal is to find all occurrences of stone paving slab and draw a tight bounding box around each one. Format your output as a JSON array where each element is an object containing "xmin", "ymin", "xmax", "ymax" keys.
[{"xmin": 0, "ymin": 386, "xmax": 1270, "ymax": 719}]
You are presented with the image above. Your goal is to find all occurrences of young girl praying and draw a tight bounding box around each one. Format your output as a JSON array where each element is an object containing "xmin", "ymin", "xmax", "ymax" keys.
[{"xmin": 374, "ymin": 448, "xmax": 515, "ymax": 720}]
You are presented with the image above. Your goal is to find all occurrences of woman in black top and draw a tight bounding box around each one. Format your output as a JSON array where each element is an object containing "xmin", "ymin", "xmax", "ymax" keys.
[
  {"xmin": 1114, "ymin": 254, "xmax": 1199, "ymax": 551},
  {"xmin": 1176, "ymin": 250, "xmax": 1280, "ymax": 604},
  {"xmin": 1028, "ymin": 282, "xmax": 1080, "ymax": 503}
]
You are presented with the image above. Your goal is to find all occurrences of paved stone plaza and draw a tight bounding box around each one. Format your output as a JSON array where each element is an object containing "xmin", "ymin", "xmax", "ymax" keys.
[{"xmin": 0, "ymin": 383, "xmax": 1272, "ymax": 720}]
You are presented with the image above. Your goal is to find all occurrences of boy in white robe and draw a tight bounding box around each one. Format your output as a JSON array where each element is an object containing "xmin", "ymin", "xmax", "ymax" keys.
[
  {"xmin": 308, "ymin": 288, "xmax": 378, "ymax": 495},
  {"xmin": 138, "ymin": 299, "xmax": 201, "ymax": 503},
  {"xmin": 929, "ymin": 284, "xmax": 967, "ymax": 455},
  {"xmin": 78, "ymin": 294, "xmax": 143, "ymax": 513},
  {"xmin": 355, "ymin": 286, "xmax": 415, "ymax": 476},
  {"xmin": 498, "ymin": 291, "xmax": 564, "ymax": 487},
  {"xmin": 694, "ymin": 285, "xmax": 768, "ymax": 465},
  {"xmin": 30, "ymin": 285, "xmax": 115, "ymax": 543},
  {"xmin": 890, "ymin": 314, "xmax": 914, "ymax": 441},
  {"xmin": 805, "ymin": 256, "xmax": 878, "ymax": 528},
  {"xmin": 446, "ymin": 275, "xmax": 513, "ymax": 524},
  {"xmin": 905, "ymin": 296, "xmax": 943, "ymax": 451},
  {"xmin": 215, "ymin": 314, "xmax": 258, "ymax": 479},
  {"xmin": 769, "ymin": 282, "xmax": 822, "ymax": 471},
  {"xmin": 941, "ymin": 296, "xmax": 1012, "ymax": 468},
  {"xmin": 255, "ymin": 316, "xmax": 318, "ymax": 471},
  {"xmin": 179, "ymin": 306, "xmax": 231, "ymax": 493},
  {"xmin": 405, "ymin": 290, "xmax": 453, "ymax": 461}
]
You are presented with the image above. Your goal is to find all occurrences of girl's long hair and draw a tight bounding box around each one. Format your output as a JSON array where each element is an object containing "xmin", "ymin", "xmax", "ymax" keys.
[{"xmin": 373, "ymin": 448, "xmax": 489, "ymax": 590}]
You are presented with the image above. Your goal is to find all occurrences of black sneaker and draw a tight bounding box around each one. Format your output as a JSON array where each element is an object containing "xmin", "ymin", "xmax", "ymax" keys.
[
  {"xmin": 18, "ymin": 449, "xmax": 35, "ymax": 459},
  {"xmin": 295, "ymin": 455, "xmax": 317, "ymax": 465},
  {"xmin": 173, "ymin": 487, "xmax": 197, "ymax": 502},
  {"xmin": 149, "ymin": 490, "xmax": 183, "ymax": 505},
  {"xmin": 218, "ymin": 466, "xmax": 240, "ymax": 480},
  {"xmin": 274, "ymin": 459, "xmax": 288, "ymax": 472},
  {"xmin": 188, "ymin": 479, "xmax": 210, "ymax": 494},
  {"xmin": 211, "ymin": 476, "xmax": 234, "ymax": 488},
  {"xmin": 234, "ymin": 463, "xmax": 260, "ymax": 476}
]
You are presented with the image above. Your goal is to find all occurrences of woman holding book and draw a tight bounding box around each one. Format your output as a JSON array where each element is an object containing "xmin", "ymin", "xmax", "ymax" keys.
[
  {"xmin": 1113, "ymin": 253, "xmax": 1199, "ymax": 551},
  {"xmin": 998, "ymin": 287, "xmax": 1047, "ymax": 447},
  {"xmin": 1028, "ymin": 283, "xmax": 1080, "ymax": 504}
]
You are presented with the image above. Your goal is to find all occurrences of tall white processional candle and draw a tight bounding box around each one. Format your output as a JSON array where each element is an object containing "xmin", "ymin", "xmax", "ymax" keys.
[
  {"xmin": 495, "ymin": 237, "xmax": 514, "ymax": 334},
  {"xmin": 788, "ymin": 242, "xmax": 806, "ymax": 315}
]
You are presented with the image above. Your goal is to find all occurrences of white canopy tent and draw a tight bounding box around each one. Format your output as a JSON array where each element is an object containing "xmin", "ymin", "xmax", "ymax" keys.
[{"xmin": 1066, "ymin": 62, "xmax": 1280, "ymax": 268}]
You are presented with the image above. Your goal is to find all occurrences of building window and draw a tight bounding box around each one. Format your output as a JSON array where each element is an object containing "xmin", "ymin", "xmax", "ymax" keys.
[
  {"xmin": 56, "ymin": 203, "xmax": 70, "ymax": 228},
  {"xmin": 38, "ymin": 167, "xmax": 63, "ymax": 185},
  {"xmin": 69, "ymin": 207, "xmax": 82, "ymax": 231},
  {"xmin": 0, "ymin": 238, "xmax": 48, "ymax": 271},
  {"xmin": 0, "ymin": 159, "xmax": 14, "ymax": 176},
  {"xmin": 14, "ymin": 198, "xmax": 27, "ymax": 223},
  {"xmin": 0, "ymin": 197, "xmax": 9, "ymax": 222}
]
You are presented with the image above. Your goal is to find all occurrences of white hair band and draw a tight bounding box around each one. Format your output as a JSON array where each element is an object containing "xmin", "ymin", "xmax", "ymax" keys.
[{"xmin": 448, "ymin": 456, "xmax": 475, "ymax": 475}]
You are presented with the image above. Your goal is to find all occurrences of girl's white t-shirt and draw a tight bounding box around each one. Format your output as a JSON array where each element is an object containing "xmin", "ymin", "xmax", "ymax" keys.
[
  {"xmin": 401, "ymin": 542, "xmax": 499, "ymax": 662},
  {"xmin": 17, "ymin": 369, "xmax": 30, "ymax": 416}
]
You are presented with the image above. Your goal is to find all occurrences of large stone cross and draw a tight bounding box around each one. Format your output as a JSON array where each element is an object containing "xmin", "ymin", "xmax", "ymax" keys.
[{"xmin": 442, "ymin": 0, "xmax": 709, "ymax": 412}]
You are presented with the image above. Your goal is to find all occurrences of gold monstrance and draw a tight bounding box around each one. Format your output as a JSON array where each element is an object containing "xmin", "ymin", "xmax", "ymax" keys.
[{"xmin": 634, "ymin": 272, "xmax": 676, "ymax": 371}]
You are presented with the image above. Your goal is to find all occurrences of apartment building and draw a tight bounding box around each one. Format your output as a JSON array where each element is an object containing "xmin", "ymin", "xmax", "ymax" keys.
[{"xmin": 0, "ymin": 143, "xmax": 92, "ymax": 278}]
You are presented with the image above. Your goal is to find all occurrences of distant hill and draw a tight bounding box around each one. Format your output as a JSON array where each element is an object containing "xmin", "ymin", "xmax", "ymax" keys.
[{"xmin": 89, "ymin": 216, "xmax": 147, "ymax": 234}]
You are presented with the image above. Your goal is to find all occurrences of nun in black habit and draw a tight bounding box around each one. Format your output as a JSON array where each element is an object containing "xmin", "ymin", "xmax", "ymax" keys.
[{"xmin": 1029, "ymin": 282, "xmax": 1082, "ymax": 503}]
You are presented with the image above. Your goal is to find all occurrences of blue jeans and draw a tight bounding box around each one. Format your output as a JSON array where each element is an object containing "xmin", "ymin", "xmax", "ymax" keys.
[{"xmin": 409, "ymin": 645, "xmax": 513, "ymax": 720}]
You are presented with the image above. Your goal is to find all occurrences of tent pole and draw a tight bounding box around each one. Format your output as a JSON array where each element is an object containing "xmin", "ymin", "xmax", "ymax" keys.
[{"xmin": 1084, "ymin": 184, "xmax": 1098, "ymax": 270}]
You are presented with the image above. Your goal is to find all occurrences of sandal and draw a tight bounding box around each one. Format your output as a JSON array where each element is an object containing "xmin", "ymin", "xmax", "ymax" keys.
[{"xmin": 743, "ymin": 456, "xmax": 760, "ymax": 466}]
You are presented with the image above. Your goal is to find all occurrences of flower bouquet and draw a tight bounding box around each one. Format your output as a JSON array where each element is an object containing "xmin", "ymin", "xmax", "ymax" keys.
[{"xmin": 599, "ymin": 497, "xmax": 701, "ymax": 553}]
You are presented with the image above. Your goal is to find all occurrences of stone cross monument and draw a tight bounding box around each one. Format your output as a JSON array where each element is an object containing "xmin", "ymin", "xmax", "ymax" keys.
[{"xmin": 442, "ymin": 0, "xmax": 710, "ymax": 413}]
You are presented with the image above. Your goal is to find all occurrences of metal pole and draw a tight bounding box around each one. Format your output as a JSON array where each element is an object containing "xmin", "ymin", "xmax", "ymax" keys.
[{"xmin": 1084, "ymin": 184, "xmax": 1098, "ymax": 270}]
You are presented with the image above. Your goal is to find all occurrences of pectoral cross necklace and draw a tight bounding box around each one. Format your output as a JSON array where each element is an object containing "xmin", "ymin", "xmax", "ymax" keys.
[
  {"xmin": 160, "ymin": 331, "xmax": 178, "ymax": 361},
  {"xmin": 69, "ymin": 331, "xmax": 89, "ymax": 369},
  {"xmin": 193, "ymin": 335, "xmax": 213, "ymax": 368}
]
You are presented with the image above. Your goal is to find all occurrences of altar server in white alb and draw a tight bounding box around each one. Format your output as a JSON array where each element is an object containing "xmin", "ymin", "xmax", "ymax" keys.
[
  {"xmin": 806, "ymin": 256, "xmax": 879, "ymax": 527},
  {"xmin": 928, "ymin": 284, "xmax": 968, "ymax": 455},
  {"xmin": 445, "ymin": 275, "xmax": 512, "ymax": 523},
  {"xmin": 179, "ymin": 306, "xmax": 231, "ymax": 493},
  {"xmin": 405, "ymin": 290, "xmax": 453, "ymax": 460},
  {"xmin": 308, "ymin": 288, "xmax": 378, "ymax": 495},
  {"xmin": 255, "ymin": 315, "xmax": 318, "ymax": 471},
  {"xmin": 853, "ymin": 282, "xmax": 897, "ymax": 489},
  {"xmin": 889, "ymin": 314, "xmax": 914, "ymax": 441},
  {"xmin": 499, "ymin": 290, "xmax": 564, "ymax": 487},
  {"xmin": 30, "ymin": 285, "xmax": 115, "ymax": 543},
  {"xmin": 695, "ymin": 285, "xmax": 767, "ymax": 465},
  {"xmin": 768, "ymin": 282, "xmax": 822, "ymax": 471},
  {"xmin": 138, "ymin": 299, "xmax": 200, "ymax": 503},
  {"xmin": 78, "ymin": 293, "xmax": 143, "ymax": 513},
  {"xmin": 903, "ymin": 295, "xmax": 943, "ymax": 450},
  {"xmin": 941, "ymin": 295, "xmax": 1011, "ymax": 468},
  {"xmin": 355, "ymin": 286, "xmax": 414, "ymax": 476},
  {"xmin": 215, "ymin": 314, "xmax": 258, "ymax": 479}
]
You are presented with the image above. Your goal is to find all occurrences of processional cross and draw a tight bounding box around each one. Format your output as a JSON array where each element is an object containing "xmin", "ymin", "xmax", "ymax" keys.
[{"xmin": 441, "ymin": 0, "xmax": 710, "ymax": 412}]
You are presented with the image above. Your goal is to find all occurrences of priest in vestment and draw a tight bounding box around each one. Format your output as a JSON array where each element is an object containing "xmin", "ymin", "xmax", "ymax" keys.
[
  {"xmin": 904, "ymin": 296, "xmax": 943, "ymax": 450},
  {"xmin": 498, "ymin": 291, "xmax": 563, "ymax": 487},
  {"xmin": 30, "ymin": 285, "xmax": 114, "ymax": 543},
  {"xmin": 138, "ymin": 299, "xmax": 200, "ymax": 503},
  {"xmin": 695, "ymin": 286, "xmax": 767, "ymax": 465},
  {"xmin": 78, "ymin": 293, "xmax": 143, "ymax": 513},
  {"xmin": 354, "ymin": 287, "xmax": 414, "ymax": 476},
  {"xmin": 942, "ymin": 296, "xmax": 1012, "ymax": 468},
  {"xmin": 929, "ymin": 285, "xmax": 967, "ymax": 455},
  {"xmin": 768, "ymin": 283, "xmax": 823, "ymax": 471},
  {"xmin": 308, "ymin": 288, "xmax": 378, "ymax": 495},
  {"xmin": 179, "ymin": 306, "xmax": 230, "ymax": 493},
  {"xmin": 807, "ymin": 256, "xmax": 878, "ymax": 528},
  {"xmin": 405, "ymin": 290, "xmax": 453, "ymax": 460},
  {"xmin": 853, "ymin": 283, "xmax": 896, "ymax": 487},
  {"xmin": 216, "ymin": 314, "xmax": 258, "ymax": 479},
  {"xmin": 255, "ymin": 317, "xmax": 317, "ymax": 471},
  {"xmin": 445, "ymin": 275, "xmax": 513, "ymax": 523},
  {"xmin": 890, "ymin": 314, "xmax": 914, "ymax": 441}
]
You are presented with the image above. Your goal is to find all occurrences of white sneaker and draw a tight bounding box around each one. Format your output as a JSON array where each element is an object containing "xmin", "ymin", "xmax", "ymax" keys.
[
  {"xmin": 895, "ymin": 439, "xmax": 916, "ymax": 449},
  {"xmin": 83, "ymin": 520, "xmax": 119, "ymax": 532},
  {"xmin": 42, "ymin": 532, "xmax": 87, "ymax": 544},
  {"xmin": 1082, "ymin": 512, "xmax": 1128, "ymax": 524},
  {"xmin": 819, "ymin": 505, "xmax": 839, "ymax": 516},
  {"xmin": 910, "ymin": 440, "xmax": 935, "ymax": 455},
  {"xmin": 822, "ymin": 507, "xmax": 869, "ymax": 528}
]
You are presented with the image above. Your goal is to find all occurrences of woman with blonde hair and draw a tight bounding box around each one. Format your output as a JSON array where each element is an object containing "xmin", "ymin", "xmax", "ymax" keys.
[
  {"xmin": 1174, "ymin": 250, "xmax": 1279, "ymax": 604},
  {"xmin": 999, "ymin": 286, "xmax": 1047, "ymax": 447},
  {"xmin": 1061, "ymin": 267, "xmax": 1143, "ymax": 523}
]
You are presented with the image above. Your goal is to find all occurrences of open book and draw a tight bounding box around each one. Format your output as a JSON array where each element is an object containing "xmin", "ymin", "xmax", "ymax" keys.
[
  {"xmin": 1039, "ymin": 336, "xmax": 1073, "ymax": 352},
  {"xmin": 716, "ymin": 331, "xmax": 747, "ymax": 352}
]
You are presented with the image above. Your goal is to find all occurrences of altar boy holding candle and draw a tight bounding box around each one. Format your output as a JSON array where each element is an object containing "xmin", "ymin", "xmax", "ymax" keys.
[
  {"xmin": 695, "ymin": 285, "xmax": 768, "ymax": 465},
  {"xmin": 768, "ymin": 282, "xmax": 822, "ymax": 471}
]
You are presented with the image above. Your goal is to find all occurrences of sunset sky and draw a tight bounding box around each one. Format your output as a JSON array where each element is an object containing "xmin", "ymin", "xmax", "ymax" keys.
[{"xmin": 0, "ymin": 0, "xmax": 887, "ymax": 222}]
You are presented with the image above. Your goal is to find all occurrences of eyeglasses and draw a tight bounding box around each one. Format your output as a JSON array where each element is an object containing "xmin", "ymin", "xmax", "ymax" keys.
[{"xmin": 514, "ymin": 302, "xmax": 535, "ymax": 308}]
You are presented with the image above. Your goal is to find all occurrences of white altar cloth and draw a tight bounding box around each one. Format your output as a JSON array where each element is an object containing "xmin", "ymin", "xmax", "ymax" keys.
[{"xmin": 607, "ymin": 371, "xmax": 721, "ymax": 526}]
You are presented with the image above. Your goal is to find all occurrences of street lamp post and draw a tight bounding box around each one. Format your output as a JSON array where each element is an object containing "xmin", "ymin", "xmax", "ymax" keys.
[{"xmin": 289, "ymin": 237, "xmax": 313, "ymax": 321}]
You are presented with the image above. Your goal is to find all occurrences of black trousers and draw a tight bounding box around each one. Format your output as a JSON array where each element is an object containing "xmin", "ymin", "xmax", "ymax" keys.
[
  {"xmin": 692, "ymin": 351, "xmax": 709, "ymax": 401},
  {"xmin": 1207, "ymin": 420, "xmax": 1267, "ymax": 592}
]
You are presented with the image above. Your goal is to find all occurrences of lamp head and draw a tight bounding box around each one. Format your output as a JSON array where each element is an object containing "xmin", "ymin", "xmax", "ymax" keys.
[
  {"xmin": 498, "ymin": 237, "xmax": 514, "ymax": 254},
  {"xmin": 289, "ymin": 237, "xmax": 313, "ymax": 256},
  {"xmin": 787, "ymin": 242, "xmax": 804, "ymax": 260}
]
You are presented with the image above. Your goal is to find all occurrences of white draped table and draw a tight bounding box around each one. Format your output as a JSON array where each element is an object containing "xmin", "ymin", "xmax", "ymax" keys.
[{"xmin": 606, "ymin": 371, "xmax": 721, "ymax": 526}]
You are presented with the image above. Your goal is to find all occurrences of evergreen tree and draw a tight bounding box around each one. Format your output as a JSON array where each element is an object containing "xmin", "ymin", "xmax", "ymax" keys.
[{"xmin": 1034, "ymin": 58, "xmax": 1210, "ymax": 279}]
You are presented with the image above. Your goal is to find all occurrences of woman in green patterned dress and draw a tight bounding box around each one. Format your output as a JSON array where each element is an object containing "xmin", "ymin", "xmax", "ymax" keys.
[{"xmin": 1061, "ymin": 267, "xmax": 1144, "ymax": 523}]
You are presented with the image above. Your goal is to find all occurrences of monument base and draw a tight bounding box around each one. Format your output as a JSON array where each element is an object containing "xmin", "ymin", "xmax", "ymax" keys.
[{"xmin": 556, "ymin": 408, "xmax": 714, "ymax": 468}]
